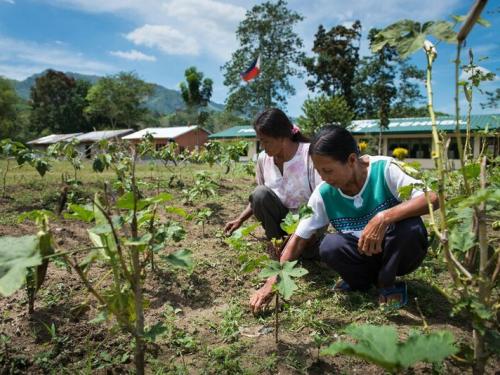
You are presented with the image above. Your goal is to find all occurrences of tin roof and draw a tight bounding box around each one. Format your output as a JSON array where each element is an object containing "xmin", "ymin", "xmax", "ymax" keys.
[
  {"xmin": 75, "ymin": 129, "xmax": 134, "ymax": 142},
  {"xmin": 27, "ymin": 133, "xmax": 83, "ymax": 145},
  {"xmin": 351, "ymin": 114, "xmax": 499, "ymax": 135},
  {"xmin": 122, "ymin": 126, "xmax": 207, "ymax": 140},
  {"xmin": 208, "ymin": 126, "xmax": 255, "ymax": 139}
]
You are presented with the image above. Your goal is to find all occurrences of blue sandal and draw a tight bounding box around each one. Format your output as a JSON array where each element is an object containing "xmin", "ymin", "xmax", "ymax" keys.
[{"xmin": 379, "ymin": 281, "xmax": 408, "ymax": 308}]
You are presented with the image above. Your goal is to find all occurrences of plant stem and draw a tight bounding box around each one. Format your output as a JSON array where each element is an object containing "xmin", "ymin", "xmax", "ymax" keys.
[
  {"xmin": 2, "ymin": 158, "xmax": 10, "ymax": 198},
  {"xmin": 473, "ymin": 156, "xmax": 488, "ymax": 375},
  {"xmin": 426, "ymin": 51, "xmax": 461, "ymax": 287},
  {"xmin": 275, "ymin": 293, "xmax": 279, "ymax": 344},
  {"xmin": 131, "ymin": 151, "xmax": 145, "ymax": 375},
  {"xmin": 454, "ymin": 42, "xmax": 472, "ymax": 194}
]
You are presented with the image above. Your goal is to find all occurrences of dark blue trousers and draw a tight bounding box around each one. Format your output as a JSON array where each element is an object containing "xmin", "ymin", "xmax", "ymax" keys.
[{"xmin": 319, "ymin": 217, "xmax": 428, "ymax": 290}]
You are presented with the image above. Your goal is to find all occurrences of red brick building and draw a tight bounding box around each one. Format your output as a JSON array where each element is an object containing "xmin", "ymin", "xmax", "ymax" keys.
[{"xmin": 122, "ymin": 126, "xmax": 210, "ymax": 152}]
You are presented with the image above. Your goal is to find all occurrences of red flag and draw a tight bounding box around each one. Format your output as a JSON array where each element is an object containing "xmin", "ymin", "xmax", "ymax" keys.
[{"xmin": 240, "ymin": 55, "xmax": 261, "ymax": 82}]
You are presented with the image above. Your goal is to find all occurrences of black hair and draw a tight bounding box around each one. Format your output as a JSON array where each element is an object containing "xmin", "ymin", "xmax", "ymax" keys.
[
  {"xmin": 253, "ymin": 108, "xmax": 309, "ymax": 143},
  {"xmin": 309, "ymin": 124, "xmax": 359, "ymax": 163}
]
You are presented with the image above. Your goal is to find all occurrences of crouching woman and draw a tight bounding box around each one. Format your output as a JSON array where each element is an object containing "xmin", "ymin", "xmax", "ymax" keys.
[{"xmin": 250, "ymin": 125, "xmax": 438, "ymax": 312}]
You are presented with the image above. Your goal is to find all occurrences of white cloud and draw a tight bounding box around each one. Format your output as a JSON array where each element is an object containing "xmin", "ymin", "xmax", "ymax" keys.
[
  {"xmin": 126, "ymin": 24, "xmax": 199, "ymax": 56},
  {"xmin": 42, "ymin": 0, "xmax": 246, "ymax": 60},
  {"xmin": 0, "ymin": 35, "xmax": 115, "ymax": 80},
  {"xmin": 110, "ymin": 49, "xmax": 156, "ymax": 61}
]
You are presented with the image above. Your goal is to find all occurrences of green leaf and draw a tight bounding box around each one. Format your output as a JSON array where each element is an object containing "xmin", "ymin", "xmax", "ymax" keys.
[
  {"xmin": 476, "ymin": 17, "xmax": 491, "ymax": 27},
  {"xmin": 148, "ymin": 192, "xmax": 173, "ymax": 204},
  {"xmin": 115, "ymin": 192, "xmax": 149, "ymax": 210},
  {"xmin": 426, "ymin": 21, "xmax": 457, "ymax": 43},
  {"xmin": 144, "ymin": 322, "xmax": 168, "ymax": 342},
  {"xmin": 277, "ymin": 272, "xmax": 299, "ymax": 300},
  {"xmin": 162, "ymin": 249, "xmax": 193, "ymax": 269},
  {"xmin": 64, "ymin": 204, "xmax": 95, "ymax": 222},
  {"xmin": 461, "ymin": 163, "xmax": 480, "ymax": 180},
  {"xmin": 0, "ymin": 235, "xmax": 41, "ymax": 296},
  {"xmin": 398, "ymin": 185, "xmax": 414, "ymax": 200},
  {"xmin": 258, "ymin": 260, "xmax": 281, "ymax": 279},
  {"xmin": 449, "ymin": 227, "xmax": 476, "ymax": 253},
  {"xmin": 259, "ymin": 260, "xmax": 308, "ymax": 300},
  {"xmin": 321, "ymin": 324, "xmax": 457, "ymax": 372}
]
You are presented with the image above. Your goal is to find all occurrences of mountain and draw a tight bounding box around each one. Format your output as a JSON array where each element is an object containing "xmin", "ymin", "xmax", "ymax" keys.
[{"xmin": 10, "ymin": 70, "xmax": 224, "ymax": 115}]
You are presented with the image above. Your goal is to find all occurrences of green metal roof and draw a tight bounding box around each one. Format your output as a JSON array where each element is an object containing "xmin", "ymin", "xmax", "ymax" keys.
[
  {"xmin": 351, "ymin": 114, "xmax": 499, "ymax": 135},
  {"xmin": 208, "ymin": 125, "xmax": 255, "ymax": 139},
  {"xmin": 208, "ymin": 115, "xmax": 499, "ymax": 138}
]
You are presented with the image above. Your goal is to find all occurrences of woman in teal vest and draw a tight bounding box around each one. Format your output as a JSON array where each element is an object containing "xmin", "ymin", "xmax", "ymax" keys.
[{"xmin": 250, "ymin": 125, "xmax": 438, "ymax": 312}]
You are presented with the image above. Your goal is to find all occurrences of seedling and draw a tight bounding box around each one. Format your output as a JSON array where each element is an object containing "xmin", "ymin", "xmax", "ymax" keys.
[
  {"xmin": 193, "ymin": 208, "xmax": 213, "ymax": 237},
  {"xmin": 259, "ymin": 260, "xmax": 308, "ymax": 343}
]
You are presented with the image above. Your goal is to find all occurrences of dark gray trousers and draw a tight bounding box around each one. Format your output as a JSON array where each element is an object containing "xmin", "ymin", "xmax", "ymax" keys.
[
  {"xmin": 249, "ymin": 185, "xmax": 321, "ymax": 260},
  {"xmin": 319, "ymin": 216, "xmax": 428, "ymax": 290},
  {"xmin": 249, "ymin": 185, "xmax": 288, "ymax": 240}
]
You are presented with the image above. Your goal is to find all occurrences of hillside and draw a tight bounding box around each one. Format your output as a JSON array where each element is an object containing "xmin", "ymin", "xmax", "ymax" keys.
[{"xmin": 10, "ymin": 70, "xmax": 224, "ymax": 115}]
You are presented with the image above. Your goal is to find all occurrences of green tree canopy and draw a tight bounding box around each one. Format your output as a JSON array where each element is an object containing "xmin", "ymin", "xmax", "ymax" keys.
[
  {"xmin": 85, "ymin": 72, "xmax": 154, "ymax": 129},
  {"xmin": 29, "ymin": 70, "xmax": 92, "ymax": 134},
  {"xmin": 221, "ymin": 0, "xmax": 305, "ymax": 117},
  {"xmin": 179, "ymin": 66, "xmax": 213, "ymax": 126},
  {"xmin": 0, "ymin": 77, "xmax": 21, "ymax": 139},
  {"xmin": 304, "ymin": 21, "xmax": 362, "ymax": 109},
  {"xmin": 297, "ymin": 95, "xmax": 354, "ymax": 136}
]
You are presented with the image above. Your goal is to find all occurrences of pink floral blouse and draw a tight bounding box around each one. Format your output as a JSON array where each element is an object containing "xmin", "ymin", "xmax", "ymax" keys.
[{"xmin": 255, "ymin": 142, "xmax": 322, "ymax": 210}]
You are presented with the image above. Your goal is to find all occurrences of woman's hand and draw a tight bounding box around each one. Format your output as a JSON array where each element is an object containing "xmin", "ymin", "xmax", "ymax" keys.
[
  {"xmin": 249, "ymin": 278, "xmax": 276, "ymax": 314},
  {"xmin": 224, "ymin": 218, "xmax": 242, "ymax": 236},
  {"xmin": 358, "ymin": 212, "xmax": 388, "ymax": 256}
]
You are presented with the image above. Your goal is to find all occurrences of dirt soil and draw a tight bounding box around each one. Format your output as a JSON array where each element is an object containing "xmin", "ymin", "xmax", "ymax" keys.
[{"xmin": 0, "ymin": 167, "xmax": 498, "ymax": 374}]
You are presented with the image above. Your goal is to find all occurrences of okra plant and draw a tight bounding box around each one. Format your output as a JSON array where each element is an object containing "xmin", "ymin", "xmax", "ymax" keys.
[{"xmin": 374, "ymin": 7, "xmax": 498, "ymax": 374}]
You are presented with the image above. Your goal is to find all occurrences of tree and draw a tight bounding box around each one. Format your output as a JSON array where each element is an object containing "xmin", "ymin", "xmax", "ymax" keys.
[
  {"xmin": 30, "ymin": 70, "xmax": 92, "ymax": 134},
  {"xmin": 221, "ymin": 0, "xmax": 305, "ymax": 116},
  {"xmin": 179, "ymin": 66, "xmax": 213, "ymax": 126},
  {"xmin": 481, "ymin": 88, "xmax": 500, "ymax": 109},
  {"xmin": 85, "ymin": 72, "xmax": 154, "ymax": 129},
  {"xmin": 205, "ymin": 110, "xmax": 249, "ymax": 133},
  {"xmin": 297, "ymin": 95, "xmax": 353, "ymax": 136},
  {"xmin": 0, "ymin": 77, "xmax": 20, "ymax": 139},
  {"xmin": 391, "ymin": 63, "xmax": 425, "ymax": 117},
  {"xmin": 304, "ymin": 21, "xmax": 362, "ymax": 109}
]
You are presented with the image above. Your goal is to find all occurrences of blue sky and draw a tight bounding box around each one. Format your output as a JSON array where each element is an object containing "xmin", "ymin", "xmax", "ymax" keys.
[{"xmin": 0, "ymin": 0, "xmax": 498, "ymax": 117}]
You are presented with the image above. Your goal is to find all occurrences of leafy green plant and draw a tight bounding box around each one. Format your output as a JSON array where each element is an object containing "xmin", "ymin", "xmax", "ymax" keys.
[
  {"xmin": 0, "ymin": 139, "xmax": 50, "ymax": 198},
  {"xmin": 12, "ymin": 139, "xmax": 194, "ymax": 375},
  {"xmin": 280, "ymin": 205, "xmax": 313, "ymax": 236},
  {"xmin": 47, "ymin": 139, "xmax": 82, "ymax": 181},
  {"xmin": 225, "ymin": 223, "xmax": 268, "ymax": 273},
  {"xmin": 0, "ymin": 210, "xmax": 54, "ymax": 314},
  {"xmin": 259, "ymin": 260, "xmax": 308, "ymax": 343},
  {"xmin": 374, "ymin": 9, "xmax": 498, "ymax": 374},
  {"xmin": 182, "ymin": 171, "xmax": 218, "ymax": 205},
  {"xmin": 193, "ymin": 208, "xmax": 213, "ymax": 237},
  {"xmin": 322, "ymin": 324, "xmax": 457, "ymax": 373}
]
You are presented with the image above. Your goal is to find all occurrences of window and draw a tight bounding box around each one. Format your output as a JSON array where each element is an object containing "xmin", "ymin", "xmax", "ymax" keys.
[{"xmin": 388, "ymin": 138, "xmax": 432, "ymax": 158}]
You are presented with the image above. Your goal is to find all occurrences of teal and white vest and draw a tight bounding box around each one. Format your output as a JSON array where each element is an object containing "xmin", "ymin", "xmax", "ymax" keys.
[{"xmin": 319, "ymin": 156, "xmax": 400, "ymax": 236}]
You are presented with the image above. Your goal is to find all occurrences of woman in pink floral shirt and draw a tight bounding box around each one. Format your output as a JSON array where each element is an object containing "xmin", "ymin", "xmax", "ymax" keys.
[{"xmin": 224, "ymin": 108, "xmax": 322, "ymax": 246}]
